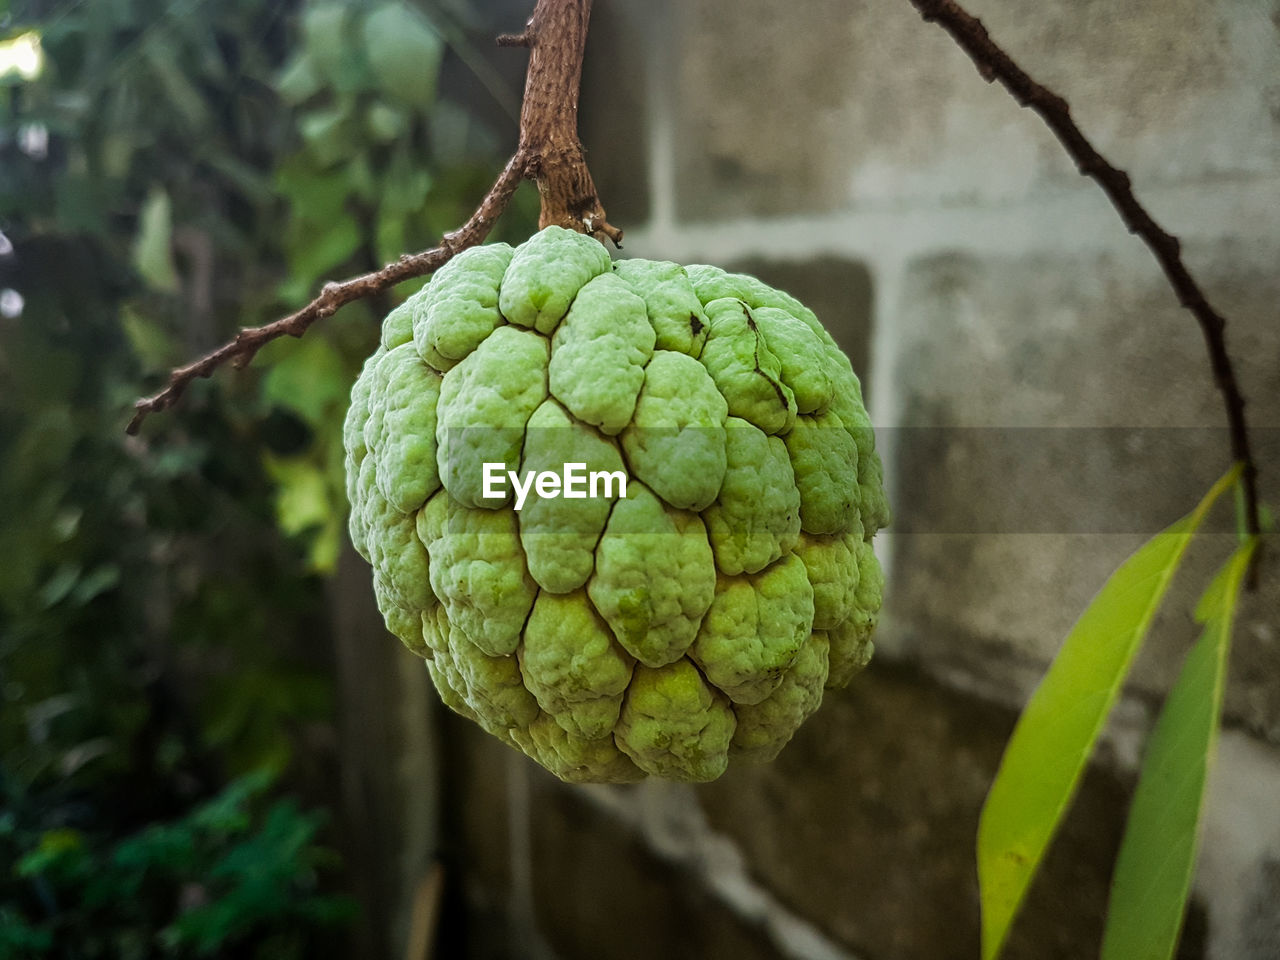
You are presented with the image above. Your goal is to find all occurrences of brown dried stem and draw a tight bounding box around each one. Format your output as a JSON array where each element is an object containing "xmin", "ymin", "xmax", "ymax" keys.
[
  {"xmin": 907, "ymin": 0, "xmax": 1262, "ymax": 538},
  {"xmin": 128, "ymin": 0, "xmax": 616, "ymax": 434},
  {"xmin": 515, "ymin": 0, "xmax": 621, "ymax": 243}
]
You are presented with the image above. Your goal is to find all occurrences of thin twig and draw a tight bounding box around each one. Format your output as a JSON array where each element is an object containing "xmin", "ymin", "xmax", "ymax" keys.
[
  {"xmin": 127, "ymin": 155, "xmax": 526, "ymax": 434},
  {"xmin": 908, "ymin": 0, "xmax": 1262, "ymax": 539},
  {"xmin": 129, "ymin": 0, "xmax": 617, "ymax": 434}
]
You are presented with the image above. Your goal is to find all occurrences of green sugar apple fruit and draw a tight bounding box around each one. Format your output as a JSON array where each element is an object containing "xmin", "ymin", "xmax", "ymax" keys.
[{"xmin": 344, "ymin": 225, "xmax": 888, "ymax": 783}]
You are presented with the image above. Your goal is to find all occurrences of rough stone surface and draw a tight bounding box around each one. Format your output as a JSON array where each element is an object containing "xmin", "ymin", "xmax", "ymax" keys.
[
  {"xmin": 887, "ymin": 246, "xmax": 1280, "ymax": 739},
  {"xmin": 696, "ymin": 662, "xmax": 1135, "ymax": 960},
  {"xmin": 671, "ymin": 0, "xmax": 1280, "ymax": 218},
  {"xmin": 1197, "ymin": 732, "xmax": 1280, "ymax": 960},
  {"xmin": 891, "ymin": 246, "xmax": 1280, "ymax": 431},
  {"xmin": 530, "ymin": 777, "xmax": 788, "ymax": 960}
]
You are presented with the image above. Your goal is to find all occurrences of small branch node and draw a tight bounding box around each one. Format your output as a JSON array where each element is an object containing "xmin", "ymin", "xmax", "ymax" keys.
[{"xmin": 596, "ymin": 219, "xmax": 624, "ymax": 247}]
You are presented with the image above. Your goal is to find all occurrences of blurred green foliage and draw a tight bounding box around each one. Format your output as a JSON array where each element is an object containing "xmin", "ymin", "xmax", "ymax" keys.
[
  {"xmin": 0, "ymin": 0, "xmax": 535, "ymax": 954},
  {"xmin": 1, "ymin": 770, "xmax": 354, "ymax": 958}
]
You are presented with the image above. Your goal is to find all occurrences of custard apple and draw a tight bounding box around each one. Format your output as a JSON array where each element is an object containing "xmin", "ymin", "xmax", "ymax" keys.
[{"xmin": 344, "ymin": 226, "xmax": 888, "ymax": 783}]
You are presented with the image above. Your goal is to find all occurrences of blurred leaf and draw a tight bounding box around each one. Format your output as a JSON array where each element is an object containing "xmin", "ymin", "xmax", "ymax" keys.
[
  {"xmin": 69, "ymin": 563, "xmax": 120, "ymax": 605},
  {"xmin": 264, "ymin": 455, "xmax": 341, "ymax": 573},
  {"xmin": 375, "ymin": 210, "xmax": 406, "ymax": 268},
  {"xmin": 100, "ymin": 131, "xmax": 135, "ymax": 179},
  {"xmin": 303, "ymin": 4, "xmax": 366, "ymax": 93},
  {"xmin": 302, "ymin": 5, "xmax": 348, "ymax": 74},
  {"xmin": 191, "ymin": 769, "xmax": 275, "ymax": 834},
  {"xmin": 297, "ymin": 103, "xmax": 356, "ymax": 167},
  {"xmin": 280, "ymin": 214, "xmax": 361, "ymax": 303},
  {"xmin": 362, "ymin": 1, "xmax": 443, "ymax": 109},
  {"xmin": 37, "ymin": 561, "xmax": 81, "ymax": 608},
  {"xmin": 141, "ymin": 35, "xmax": 212, "ymax": 130},
  {"xmin": 202, "ymin": 153, "xmax": 276, "ymax": 207},
  {"xmin": 57, "ymin": 736, "xmax": 113, "ymax": 776},
  {"xmin": 345, "ymin": 153, "xmax": 377, "ymax": 204},
  {"xmin": 52, "ymin": 507, "xmax": 82, "ymax": 542},
  {"xmin": 0, "ymin": 503, "xmax": 59, "ymax": 609},
  {"xmin": 0, "ymin": 908, "xmax": 52, "ymax": 955},
  {"xmin": 132, "ymin": 187, "xmax": 179, "ymax": 293},
  {"xmin": 365, "ymin": 101, "xmax": 408, "ymax": 143},
  {"xmin": 259, "ymin": 332, "xmax": 347, "ymax": 428},
  {"xmin": 275, "ymin": 158, "xmax": 350, "ymax": 222},
  {"xmin": 53, "ymin": 175, "xmax": 110, "ymax": 235},
  {"xmin": 977, "ymin": 465, "xmax": 1241, "ymax": 960},
  {"xmin": 1101, "ymin": 538, "xmax": 1257, "ymax": 960},
  {"xmin": 121, "ymin": 304, "xmax": 179, "ymax": 369},
  {"xmin": 275, "ymin": 54, "xmax": 323, "ymax": 106},
  {"xmin": 381, "ymin": 144, "xmax": 432, "ymax": 217},
  {"xmin": 266, "ymin": 457, "xmax": 329, "ymax": 533},
  {"xmin": 17, "ymin": 828, "xmax": 86, "ymax": 878},
  {"xmin": 111, "ymin": 821, "xmax": 197, "ymax": 881}
]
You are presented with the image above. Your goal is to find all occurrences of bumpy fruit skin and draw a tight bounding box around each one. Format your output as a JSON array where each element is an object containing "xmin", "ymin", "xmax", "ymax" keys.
[{"xmin": 344, "ymin": 226, "xmax": 888, "ymax": 783}]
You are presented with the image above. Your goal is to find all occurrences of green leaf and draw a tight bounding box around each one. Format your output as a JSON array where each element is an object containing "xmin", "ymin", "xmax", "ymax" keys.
[
  {"xmin": 275, "ymin": 54, "xmax": 323, "ymax": 106},
  {"xmin": 100, "ymin": 131, "xmax": 135, "ymax": 179},
  {"xmin": 0, "ymin": 907, "xmax": 51, "ymax": 955},
  {"xmin": 365, "ymin": 101, "xmax": 409, "ymax": 143},
  {"xmin": 280, "ymin": 213, "xmax": 361, "ymax": 302},
  {"xmin": 141, "ymin": 36, "xmax": 212, "ymax": 130},
  {"xmin": 17, "ymin": 828, "xmax": 86, "ymax": 878},
  {"xmin": 54, "ymin": 174, "xmax": 111, "ymax": 235},
  {"xmin": 380, "ymin": 143, "xmax": 432, "ymax": 217},
  {"xmin": 297, "ymin": 102, "xmax": 356, "ymax": 167},
  {"xmin": 38, "ymin": 561, "xmax": 82, "ymax": 608},
  {"xmin": 361, "ymin": 1, "xmax": 443, "ymax": 109},
  {"xmin": 191, "ymin": 769, "xmax": 275, "ymax": 834},
  {"xmin": 977, "ymin": 464, "xmax": 1242, "ymax": 960},
  {"xmin": 340, "ymin": 153, "xmax": 375, "ymax": 204},
  {"xmin": 70, "ymin": 563, "xmax": 120, "ymax": 605},
  {"xmin": 132, "ymin": 187, "xmax": 179, "ymax": 292},
  {"xmin": 275, "ymin": 157, "xmax": 350, "ymax": 222},
  {"xmin": 302, "ymin": 5, "xmax": 349, "ymax": 80},
  {"xmin": 121, "ymin": 304, "xmax": 179, "ymax": 369},
  {"xmin": 375, "ymin": 209, "xmax": 407, "ymax": 268},
  {"xmin": 1101, "ymin": 538, "xmax": 1257, "ymax": 960},
  {"xmin": 265, "ymin": 455, "xmax": 341, "ymax": 573},
  {"xmin": 259, "ymin": 334, "xmax": 347, "ymax": 427},
  {"xmin": 202, "ymin": 152, "xmax": 276, "ymax": 206},
  {"xmin": 303, "ymin": 4, "xmax": 368, "ymax": 93}
]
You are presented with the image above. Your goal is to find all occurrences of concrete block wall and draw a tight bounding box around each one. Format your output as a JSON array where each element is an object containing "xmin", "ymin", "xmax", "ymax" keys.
[{"xmin": 432, "ymin": 2, "xmax": 1280, "ymax": 958}]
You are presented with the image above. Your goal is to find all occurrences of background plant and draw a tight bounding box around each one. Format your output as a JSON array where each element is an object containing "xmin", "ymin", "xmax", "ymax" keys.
[{"xmin": 0, "ymin": 0, "xmax": 533, "ymax": 954}]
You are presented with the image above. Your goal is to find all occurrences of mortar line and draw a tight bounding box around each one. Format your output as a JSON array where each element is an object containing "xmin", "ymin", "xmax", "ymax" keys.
[{"xmin": 621, "ymin": 174, "xmax": 1280, "ymax": 293}]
